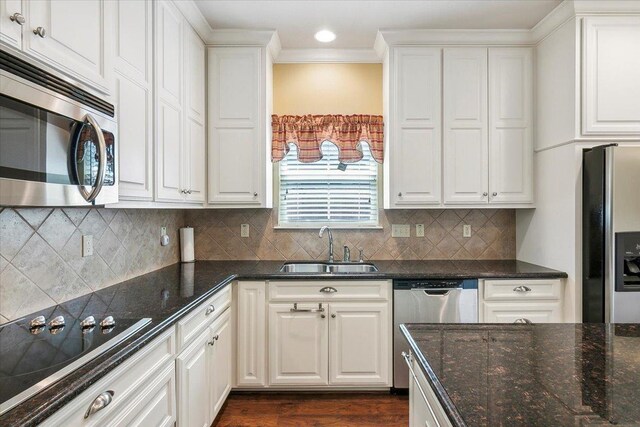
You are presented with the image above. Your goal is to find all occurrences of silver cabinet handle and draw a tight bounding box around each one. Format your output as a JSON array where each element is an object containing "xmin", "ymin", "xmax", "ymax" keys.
[
  {"xmin": 319, "ymin": 286, "xmax": 338, "ymax": 293},
  {"xmin": 513, "ymin": 285, "xmax": 532, "ymax": 292},
  {"xmin": 10, "ymin": 13, "xmax": 25, "ymax": 25},
  {"xmin": 402, "ymin": 352, "xmax": 441, "ymax": 423},
  {"xmin": 187, "ymin": 189, "xmax": 192, "ymax": 194},
  {"xmin": 205, "ymin": 305, "xmax": 215, "ymax": 316},
  {"xmin": 33, "ymin": 26, "xmax": 46, "ymax": 38},
  {"xmin": 513, "ymin": 318, "xmax": 532, "ymax": 324},
  {"xmin": 84, "ymin": 390, "xmax": 114, "ymax": 419},
  {"xmin": 290, "ymin": 303, "xmax": 325, "ymax": 313}
]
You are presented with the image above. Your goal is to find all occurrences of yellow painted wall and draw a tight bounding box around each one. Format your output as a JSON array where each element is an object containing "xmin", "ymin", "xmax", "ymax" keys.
[{"xmin": 273, "ymin": 63, "xmax": 382, "ymax": 115}]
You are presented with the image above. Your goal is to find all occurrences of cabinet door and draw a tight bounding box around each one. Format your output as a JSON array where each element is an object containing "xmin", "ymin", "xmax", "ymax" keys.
[
  {"xmin": 176, "ymin": 332, "xmax": 210, "ymax": 427},
  {"xmin": 237, "ymin": 281, "xmax": 267, "ymax": 387},
  {"xmin": 114, "ymin": 0, "xmax": 153, "ymax": 200},
  {"xmin": 0, "ymin": 0, "xmax": 22, "ymax": 49},
  {"xmin": 391, "ymin": 47, "xmax": 442, "ymax": 207},
  {"xmin": 268, "ymin": 303, "xmax": 328, "ymax": 385},
  {"xmin": 209, "ymin": 309, "xmax": 232, "ymax": 421},
  {"xmin": 154, "ymin": 0, "xmax": 184, "ymax": 202},
  {"xmin": 24, "ymin": 0, "xmax": 111, "ymax": 93},
  {"xmin": 583, "ymin": 17, "xmax": 640, "ymax": 135},
  {"xmin": 488, "ymin": 48, "xmax": 533, "ymax": 204},
  {"xmin": 208, "ymin": 47, "xmax": 264, "ymax": 206},
  {"xmin": 482, "ymin": 301, "xmax": 563, "ymax": 323},
  {"xmin": 183, "ymin": 25, "xmax": 206, "ymax": 202},
  {"xmin": 328, "ymin": 302, "xmax": 390, "ymax": 386},
  {"xmin": 443, "ymin": 48, "xmax": 488, "ymax": 205}
]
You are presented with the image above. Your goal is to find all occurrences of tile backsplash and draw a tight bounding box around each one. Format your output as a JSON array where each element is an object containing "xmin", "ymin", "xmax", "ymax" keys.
[
  {"xmin": 0, "ymin": 208, "xmax": 183, "ymax": 323},
  {"xmin": 186, "ymin": 208, "xmax": 515, "ymax": 262},
  {"xmin": 1, "ymin": 206, "xmax": 515, "ymax": 324}
]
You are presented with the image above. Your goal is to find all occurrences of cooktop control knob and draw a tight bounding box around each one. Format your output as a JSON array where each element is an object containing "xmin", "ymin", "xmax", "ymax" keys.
[
  {"xmin": 100, "ymin": 316, "xmax": 115, "ymax": 328},
  {"xmin": 81, "ymin": 316, "xmax": 96, "ymax": 329}
]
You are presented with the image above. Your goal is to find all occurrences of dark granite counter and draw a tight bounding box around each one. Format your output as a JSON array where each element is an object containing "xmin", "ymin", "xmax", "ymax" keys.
[
  {"xmin": 1, "ymin": 259, "xmax": 565, "ymax": 426},
  {"xmin": 401, "ymin": 323, "xmax": 640, "ymax": 427}
]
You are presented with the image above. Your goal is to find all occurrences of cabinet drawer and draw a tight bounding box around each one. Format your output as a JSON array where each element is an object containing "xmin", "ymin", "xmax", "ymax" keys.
[
  {"xmin": 177, "ymin": 284, "xmax": 231, "ymax": 351},
  {"xmin": 41, "ymin": 328, "xmax": 176, "ymax": 426},
  {"xmin": 482, "ymin": 301, "xmax": 563, "ymax": 323},
  {"xmin": 268, "ymin": 280, "xmax": 391, "ymax": 302},
  {"xmin": 483, "ymin": 279, "xmax": 561, "ymax": 301}
]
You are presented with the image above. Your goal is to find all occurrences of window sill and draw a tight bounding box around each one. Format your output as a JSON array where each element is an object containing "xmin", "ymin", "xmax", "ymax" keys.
[{"xmin": 274, "ymin": 225, "xmax": 383, "ymax": 230}]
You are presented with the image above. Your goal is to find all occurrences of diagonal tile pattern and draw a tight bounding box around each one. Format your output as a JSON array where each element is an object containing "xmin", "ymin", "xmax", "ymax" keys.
[
  {"xmin": 186, "ymin": 208, "xmax": 516, "ymax": 262},
  {"xmin": 0, "ymin": 207, "xmax": 182, "ymax": 323}
]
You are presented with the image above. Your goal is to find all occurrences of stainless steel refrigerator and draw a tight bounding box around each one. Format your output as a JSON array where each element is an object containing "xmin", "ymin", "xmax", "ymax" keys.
[{"xmin": 582, "ymin": 145, "xmax": 640, "ymax": 323}]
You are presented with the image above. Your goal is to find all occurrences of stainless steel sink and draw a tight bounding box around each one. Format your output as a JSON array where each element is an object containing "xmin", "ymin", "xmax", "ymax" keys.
[{"xmin": 279, "ymin": 262, "xmax": 378, "ymax": 274}]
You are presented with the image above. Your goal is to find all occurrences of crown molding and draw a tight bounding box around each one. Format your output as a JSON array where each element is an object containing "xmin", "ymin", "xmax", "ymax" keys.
[
  {"xmin": 205, "ymin": 29, "xmax": 282, "ymax": 59},
  {"xmin": 376, "ymin": 29, "xmax": 534, "ymax": 47},
  {"xmin": 173, "ymin": 0, "xmax": 215, "ymax": 42},
  {"xmin": 573, "ymin": 0, "xmax": 640, "ymax": 14},
  {"xmin": 275, "ymin": 48, "xmax": 381, "ymax": 63}
]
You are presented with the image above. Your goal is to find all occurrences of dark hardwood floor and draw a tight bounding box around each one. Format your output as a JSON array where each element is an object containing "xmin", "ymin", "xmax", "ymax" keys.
[{"xmin": 212, "ymin": 392, "xmax": 409, "ymax": 426}]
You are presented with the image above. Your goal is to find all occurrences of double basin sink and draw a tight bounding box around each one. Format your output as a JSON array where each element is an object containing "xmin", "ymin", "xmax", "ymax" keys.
[{"xmin": 280, "ymin": 262, "xmax": 378, "ymax": 274}]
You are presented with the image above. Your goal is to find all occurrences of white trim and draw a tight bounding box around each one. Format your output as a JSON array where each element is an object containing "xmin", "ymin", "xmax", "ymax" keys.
[
  {"xmin": 275, "ymin": 49, "xmax": 381, "ymax": 63},
  {"xmin": 377, "ymin": 29, "xmax": 534, "ymax": 47},
  {"xmin": 573, "ymin": 0, "xmax": 640, "ymax": 14},
  {"xmin": 530, "ymin": 0, "xmax": 577, "ymax": 43},
  {"xmin": 207, "ymin": 29, "xmax": 278, "ymax": 46},
  {"xmin": 172, "ymin": 0, "xmax": 214, "ymax": 42}
]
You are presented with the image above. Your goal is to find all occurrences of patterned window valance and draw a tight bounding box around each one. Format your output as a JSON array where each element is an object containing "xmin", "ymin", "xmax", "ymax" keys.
[{"xmin": 271, "ymin": 114, "xmax": 384, "ymax": 164}]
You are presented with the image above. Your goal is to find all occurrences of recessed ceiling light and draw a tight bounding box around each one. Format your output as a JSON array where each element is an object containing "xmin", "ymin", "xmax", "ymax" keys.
[{"xmin": 315, "ymin": 30, "xmax": 336, "ymax": 43}]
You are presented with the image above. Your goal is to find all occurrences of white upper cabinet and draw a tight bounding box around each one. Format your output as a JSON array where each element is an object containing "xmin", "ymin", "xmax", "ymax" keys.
[
  {"xmin": 0, "ymin": 0, "xmax": 22, "ymax": 49},
  {"xmin": 208, "ymin": 46, "xmax": 269, "ymax": 207},
  {"xmin": 154, "ymin": 0, "xmax": 205, "ymax": 204},
  {"xmin": 488, "ymin": 48, "xmax": 533, "ymax": 204},
  {"xmin": 583, "ymin": 16, "xmax": 640, "ymax": 135},
  {"xmin": 22, "ymin": 0, "xmax": 112, "ymax": 93},
  {"xmin": 114, "ymin": 0, "xmax": 154, "ymax": 201},
  {"xmin": 443, "ymin": 48, "xmax": 489, "ymax": 205},
  {"xmin": 389, "ymin": 48, "xmax": 442, "ymax": 207}
]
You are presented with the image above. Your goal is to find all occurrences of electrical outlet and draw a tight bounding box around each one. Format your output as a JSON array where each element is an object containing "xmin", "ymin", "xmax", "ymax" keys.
[
  {"xmin": 415, "ymin": 224, "xmax": 425, "ymax": 237},
  {"xmin": 463, "ymin": 224, "xmax": 472, "ymax": 238},
  {"xmin": 391, "ymin": 224, "xmax": 410, "ymax": 238},
  {"xmin": 160, "ymin": 226, "xmax": 167, "ymax": 236},
  {"xmin": 82, "ymin": 235, "xmax": 93, "ymax": 257},
  {"xmin": 241, "ymin": 224, "xmax": 250, "ymax": 238}
]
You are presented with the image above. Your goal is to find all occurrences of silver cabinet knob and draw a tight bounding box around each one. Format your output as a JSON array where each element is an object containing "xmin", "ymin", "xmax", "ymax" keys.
[
  {"xmin": 208, "ymin": 339, "xmax": 215, "ymax": 346},
  {"xmin": 205, "ymin": 305, "xmax": 215, "ymax": 316},
  {"xmin": 84, "ymin": 391, "xmax": 114, "ymax": 419},
  {"xmin": 492, "ymin": 192, "xmax": 498, "ymax": 197},
  {"xmin": 33, "ymin": 26, "xmax": 46, "ymax": 38},
  {"xmin": 187, "ymin": 189, "xmax": 192, "ymax": 194},
  {"xmin": 398, "ymin": 192, "xmax": 402, "ymax": 197},
  {"xmin": 253, "ymin": 192, "xmax": 258, "ymax": 197},
  {"xmin": 482, "ymin": 192, "xmax": 488, "ymax": 197},
  {"xmin": 331, "ymin": 314, "xmax": 336, "ymax": 318},
  {"xmin": 320, "ymin": 314, "xmax": 326, "ymax": 318},
  {"xmin": 10, "ymin": 13, "xmax": 25, "ymax": 25}
]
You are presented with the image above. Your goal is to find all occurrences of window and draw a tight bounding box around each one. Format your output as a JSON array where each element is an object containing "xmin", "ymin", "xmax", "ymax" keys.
[{"xmin": 278, "ymin": 141, "xmax": 379, "ymax": 227}]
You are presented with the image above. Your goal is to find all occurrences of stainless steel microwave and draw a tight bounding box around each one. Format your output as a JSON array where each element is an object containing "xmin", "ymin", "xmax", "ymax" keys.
[{"xmin": 0, "ymin": 51, "xmax": 117, "ymax": 206}]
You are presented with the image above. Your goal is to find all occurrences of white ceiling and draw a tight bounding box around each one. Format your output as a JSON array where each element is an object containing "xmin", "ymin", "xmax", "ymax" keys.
[{"xmin": 194, "ymin": 0, "xmax": 562, "ymax": 49}]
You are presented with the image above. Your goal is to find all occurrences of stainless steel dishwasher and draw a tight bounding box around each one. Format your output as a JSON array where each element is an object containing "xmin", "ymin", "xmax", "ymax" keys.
[{"xmin": 393, "ymin": 279, "xmax": 478, "ymax": 390}]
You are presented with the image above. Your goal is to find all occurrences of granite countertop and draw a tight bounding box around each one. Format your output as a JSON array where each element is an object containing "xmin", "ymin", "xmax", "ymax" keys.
[
  {"xmin": 401, "ymin": 323, "xmax": 640, "ymax": 427},
  {"xmin": 1, "ymin": 259, "xmax": 566, "ymax": 426}
]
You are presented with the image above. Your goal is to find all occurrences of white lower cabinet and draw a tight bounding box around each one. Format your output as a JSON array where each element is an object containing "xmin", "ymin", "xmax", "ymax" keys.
[
  {"xmin": 407, "ymin": 353, "xmax": 452, "ymax": 427},
  {"xmin": 329, "ymin": 303, "xmax": 390, "ymax": 386},
  {"xmin": 236, "ymin": 281, "xmax": 267, "ymax": 387},
  {"xmin": 479, "ymin": 279, "xmax": 564, "ymax": 323},
  {"xmin": 41, "ymin": 328, "xmax": 176, "ymax": 427},
  {"xmin": 177, "ymin": 307, "xmax": 232, "ymax": 427}
]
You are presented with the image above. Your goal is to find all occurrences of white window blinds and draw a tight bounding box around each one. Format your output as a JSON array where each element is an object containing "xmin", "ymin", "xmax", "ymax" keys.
[{"xmin": 278, "ymin": 141, "xmax": 379, "ymax": 227}]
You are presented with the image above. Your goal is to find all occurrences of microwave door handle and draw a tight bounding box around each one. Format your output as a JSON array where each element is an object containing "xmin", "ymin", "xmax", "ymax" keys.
[{"xmin": 83, "ymin": 113, "xmax": 106, "ymax": 203}]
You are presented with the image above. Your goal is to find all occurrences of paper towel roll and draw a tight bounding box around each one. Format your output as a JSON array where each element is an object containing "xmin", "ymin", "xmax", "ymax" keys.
[{"xmin": 180, "ymin": 227, "xmax": 195, "ymax": 263}]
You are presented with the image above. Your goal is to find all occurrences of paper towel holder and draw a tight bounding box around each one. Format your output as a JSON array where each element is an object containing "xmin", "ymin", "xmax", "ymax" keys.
[{"xmin": 180, "ymin": 226, "xmax": 196, "ymax": 263}]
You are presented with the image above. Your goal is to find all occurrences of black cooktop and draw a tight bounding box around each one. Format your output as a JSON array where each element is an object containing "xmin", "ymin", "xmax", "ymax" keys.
[{"xmin": 0, "ymin": 300, "xmax": 150, "ymax": 415}]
